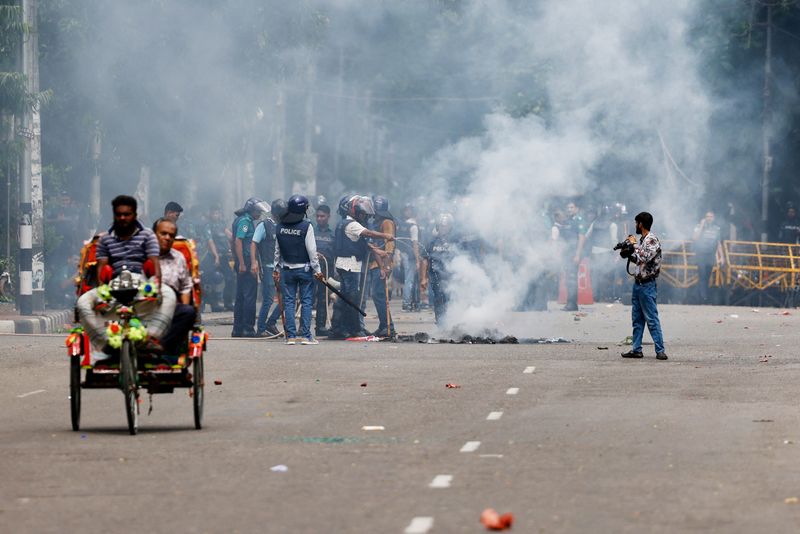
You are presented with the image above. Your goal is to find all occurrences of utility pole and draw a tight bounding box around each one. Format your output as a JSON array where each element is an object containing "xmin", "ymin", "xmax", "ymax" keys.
[
  {"xmin": 333, "ymin": 48, "xmax": 344, "ymax": 182},
  {"xmin": 760, "ymin": 3, "xmax": 773, "ymax": 243},
  {"xmin": 18, "ymin": 0, "xmax": 43, "ymax": 314},
  {"xmin": 272, "ymin": 87, "xmax": 286, "ymax": 199},
  {"xmin": 90, "ymin": 121, "xmax": 101, "ymax": 227}
]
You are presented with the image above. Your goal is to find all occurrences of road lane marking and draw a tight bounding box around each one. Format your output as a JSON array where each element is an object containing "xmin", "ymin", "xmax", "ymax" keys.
[
  {"xmin": 429, "ymin": 475, "xmax": 453, "ymax": 488},
  {"xmin": 523, "ymin": 366, "xmax": 536, "ymax": 374},
  {"xmin": 506, "ymin": 387, "xmax": 519, "ymax": 395},
  {"xmin": 405, "ymin": 517, "xmax": 434, "ymax": 533},
  {"xmin": 362, "ymin": 425, "xmax": 385, "ymax": 431},
  {"xmin": 486, "ymin": 411, "xmax": 503, "ymax": 420},
  {"xmin": 17, "ymin": 389, "xmax": 46, "ymax": 398},
  {"xmin": 460, "ymin": 441, "xmax": 481, "ymax": 452}
]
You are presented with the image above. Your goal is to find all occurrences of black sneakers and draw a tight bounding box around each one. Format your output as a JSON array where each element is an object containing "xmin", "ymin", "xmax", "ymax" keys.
[{"xmin": 621, "ymin": 350, "xmax": 668, "ymax": 360}]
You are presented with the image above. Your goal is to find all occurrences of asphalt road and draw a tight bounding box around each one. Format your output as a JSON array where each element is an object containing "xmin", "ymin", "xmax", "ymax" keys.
[{"xmin": 2, "ymin": 302, "xmax": 800, "ymax": 533}]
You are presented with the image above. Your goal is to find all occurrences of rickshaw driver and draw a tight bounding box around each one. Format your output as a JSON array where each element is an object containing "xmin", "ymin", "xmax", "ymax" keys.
[
  {"xmin": 76, "ymin": 195, "xmax": 176, "ymax": 362},
  {"xmin": 152, "ymin": 217, "xmax": 197, "ymax": 355}
]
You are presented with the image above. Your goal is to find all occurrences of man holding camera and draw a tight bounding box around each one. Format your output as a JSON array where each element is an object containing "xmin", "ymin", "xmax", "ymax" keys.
[{"xmin": 620, "ymin": 212, "xmax": 667, "ymax": 361}]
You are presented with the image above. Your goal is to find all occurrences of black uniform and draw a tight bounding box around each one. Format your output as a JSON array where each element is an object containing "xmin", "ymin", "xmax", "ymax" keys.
[
  {"xmin": 314, "ymin": 224, "xmax": 335, "ymax": 333},
  {"xmin": 427, "ymin": 233, "xmax": 456, "ymax": 325},
  {"xmin": 329, "ymin": 219, "xmax": 369, "ymax": 338}
]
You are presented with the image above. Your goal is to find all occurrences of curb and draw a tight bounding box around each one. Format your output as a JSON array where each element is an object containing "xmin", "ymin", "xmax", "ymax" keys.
[{"xmin": 0, "ymin": 310, "xmax": 74, "ymax": 334}]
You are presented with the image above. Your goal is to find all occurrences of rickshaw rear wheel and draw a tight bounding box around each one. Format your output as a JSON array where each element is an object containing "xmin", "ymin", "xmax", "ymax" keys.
[
  {"xmin": 70, "ymin": 356, "xmax": 81, "ymax": 431},
  {"xmin": 192, "ymin": 356, "xmax": 204, "ymax": 429},
  {"xmin": 121, "ymin": 340, "xmax": 138, "ymax": 435}
]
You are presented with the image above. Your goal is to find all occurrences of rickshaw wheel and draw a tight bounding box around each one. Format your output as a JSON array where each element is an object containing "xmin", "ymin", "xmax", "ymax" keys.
[
  {"xmin": 70, "ymin": 356, "xmax": 81, "ymax": 431},
  {"xmin": 192, "ymin": 356, "xmax": 204, "ymax": 429},
  {"xmin": 121, "ymin": 340, "xmax": 138, "ymax": 435}
]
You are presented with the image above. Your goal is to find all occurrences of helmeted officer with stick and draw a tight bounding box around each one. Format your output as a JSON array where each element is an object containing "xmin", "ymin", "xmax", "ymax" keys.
[{"xmin": 328, "ymin": 196, "xmax": 394, "ymax": 339}]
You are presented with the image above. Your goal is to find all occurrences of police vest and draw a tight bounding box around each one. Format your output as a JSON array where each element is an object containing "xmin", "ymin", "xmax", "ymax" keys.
[
  {"xmin": 397, "ymin": 219, "xmax": 419, "ymax": 240},
  {"xmin": 276, "ymin": 220, "xmax": 311, "ymax": 264},
  {"xmin": 256, "ymin": 219, "xmax": 277, "ymax": 265},
  {"xmin": 315, "ymin": 226, "xmax": 335, "ymax": 258},
  {"xmin": 335, "ymin": 219, "xmax": 368, "ymax": 259},
  {"xmin": 429, "ymin": 237, "xmax": 454, "ymax": 274}
]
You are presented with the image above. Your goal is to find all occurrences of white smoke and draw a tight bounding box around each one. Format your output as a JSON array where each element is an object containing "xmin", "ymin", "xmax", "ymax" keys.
[{"xmin": 420, "ymin": 0, "xmax": 714, "ymax": 335}]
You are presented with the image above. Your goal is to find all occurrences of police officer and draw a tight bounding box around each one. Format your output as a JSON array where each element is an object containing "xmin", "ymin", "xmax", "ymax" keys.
[
  {"xmin": 250, "ymin": 199, "xmax": 284, "ymax": 337},
  {"xmin": 368, "ymin": 196, "xmax": 396, "ymax": 336},
  {"xmin": 422, "ymin": 213, "xmax": 456, "ymax": 325},
  {"xmin": 328, "ymin": 196, "xmax": 394, "ymax": 339},
  {"xmin": 313, "ymin": 204, "xmax": 335, "ymax": 336},
  {"xmin": 692, "ymin": 210, "xmax": 721, "ymax": 304},
  {"xmin": 397, "ymin": 203, "xmax": 421, "ymax": 312},
  {"xmin": 777, "ymin": 205, "xmax": 800, "ymax": 244},
  {"xmin": 621, "ymin": 211, "xmax": 667, "ymax": 361},
  {"xmin": 203, "ymin": 203, "xmax": 234, "ymax": 312},
  {"xmin": 273, "ymin": 195, "xmax": 325, "ymax": 345},
  {"xmin": 561, "ymin": 200, "xmax": 587, "ymax": 311},
  {"xmin": 231, "ymin": 197, "xmax": 268, "ymax": 337}
]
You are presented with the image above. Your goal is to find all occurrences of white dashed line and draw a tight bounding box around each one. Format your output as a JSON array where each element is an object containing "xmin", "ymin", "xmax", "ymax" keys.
[
  {"xmin": 460, "ymin": 441, "xmax": 481, "ymax": 452},
  {"xmin": 523, "ymin": 366, "xmax": 536, "ymax": 374},
  {"xmin": 17, "ymin": 389, "xmax": 46, "ymax": 398},
  {"xmin": 486, "ymin": 411, "xmax": 503, "ymax": 420},
  {"xmin": 405, "ymin": 516, "xmax": 434, "ymax": 533},
  {"xmin": 429, "ymin": 474, "xmax": 453, "ymax": 488},
  {"xmin": 506, "ymin": 387, "xmax": 519, "ymax": 395}
]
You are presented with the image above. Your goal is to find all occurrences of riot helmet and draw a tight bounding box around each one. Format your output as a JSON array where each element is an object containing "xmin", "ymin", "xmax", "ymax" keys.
[
  {"xmin": 283, "ymin": 194, "xmax": 310, "ymax": 224},
  {"xmin": 271, "ymin": 199, "xmax": 288, "ymax": 221},
  {"xmin": 350, "ymin": 196, "xmax": 375, "ymax": 222},
  {"xmin": 235, "ymin": 197, "xmax": 269, "ymax": 218},
  {"xmin": 373, "ymin": 195, "xmax": 393, "ymax": 220}
]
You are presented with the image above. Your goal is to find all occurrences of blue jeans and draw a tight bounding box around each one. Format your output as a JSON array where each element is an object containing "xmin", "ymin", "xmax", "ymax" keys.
[
  {"xmin": 256, "ymin": 270, "xmax": 275, "ymax": 332},
  {"xmin": 332, "ymin": 269, "xmax": 362, "ymax": 336},
  {"xmin": 400, "ymin": 252, "xmax": 417, "ymax": 307},
  {"xmin": 631, "ymin": 280, "xmax": 665, "ymax": 353},
  {"xmin": 369, "ymin": 268, "xmax": 394, "ymax": 333},
  {"xmin": 281, "ymin": 268, "xmax": 315, "ymax": 339}
]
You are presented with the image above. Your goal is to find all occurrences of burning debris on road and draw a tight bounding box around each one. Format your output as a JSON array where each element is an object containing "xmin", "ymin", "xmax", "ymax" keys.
[{"xmin": 389, "ymin": 331, "xmax": 571, "ymax": 345}]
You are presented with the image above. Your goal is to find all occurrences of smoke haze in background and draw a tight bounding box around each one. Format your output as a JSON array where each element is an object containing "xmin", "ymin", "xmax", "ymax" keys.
[
  {"xmin": 415, "ymin": 1, "xmax": 714, "ymax": 334},
  {"xmin": 40, "ymin": 1, "xmax": 798, "ymax": 332}
]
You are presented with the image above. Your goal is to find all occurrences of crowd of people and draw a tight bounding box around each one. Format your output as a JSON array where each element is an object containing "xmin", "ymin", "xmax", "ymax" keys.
[{"xmin": 64, "ymin": 190, "xmax": 800, "ymax": 358}]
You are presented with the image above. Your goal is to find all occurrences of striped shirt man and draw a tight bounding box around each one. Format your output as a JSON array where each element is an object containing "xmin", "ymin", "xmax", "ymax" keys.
[{"xmin": 96, "ymin": 221, "xmax": 160, "ymax": 276}]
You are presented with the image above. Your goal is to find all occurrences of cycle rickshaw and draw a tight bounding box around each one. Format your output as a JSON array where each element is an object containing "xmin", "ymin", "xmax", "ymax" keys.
[{"xmin": 65, "ymin": 236, "xmax": 208, "ymax": 435}]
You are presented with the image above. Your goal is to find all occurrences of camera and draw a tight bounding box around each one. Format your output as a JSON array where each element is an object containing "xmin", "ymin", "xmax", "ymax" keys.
[{"xmin": 613, "ymin": 239, "xmax": 635, "ymax": 258}]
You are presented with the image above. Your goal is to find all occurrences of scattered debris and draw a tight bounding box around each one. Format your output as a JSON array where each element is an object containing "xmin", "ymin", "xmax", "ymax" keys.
[
  {"xmin": 362, "ymin": 425, "xmax": 385, "ymax": 431},
  {"xmin": 270, "ymin": 464, "xmax": 288, "ymax": 472},
  {"xmin": 480, "ymin": 508, "xmax": 514, "ymax": 531},
  {"xmin": 729, "ymin": 314, "xmax": 739, "ymax": 319},
  {"xmin": 596, "ymin": 346, "xmax": 609, "ymax": 350},
  {"xmin": 785, "ymin": 497, "xmax": 799, "ymax": 504},
  {"xmin": 759, "ymin": 355, "xmax": 772, "ymax": 363},
  {"xmin": 784, "ymin": 440, "xmax": 794, "ymax": 445},
  {"xmin": 360, "ymin": 382, "xmax": 367, "ymax": 387},
  {"xmin": 753, "ymin": 419, "xmax": 774, "ymax": 423},
  {"xmin": 573, "ymin": 316, "xmax": 581, "ymax": 322},
  {"xmin": 751, "ymin": 309, "xmax": 760, "ymax": 313},
  {"xmin": 574, "ymin": 312, "xmax": 588, "ymax": 317},
  {"xmin": 445, "ymin": 383, "xmax": 461, "ymax": 389},
  {"xmin": 715, "ymin": 320, "xmax": 723, "ymax": 324},
  {"xmin": 782, "ymin": 311, "xmax": 792, "ymax": 316},
  {"xmin": 621, "ymin": 336, "xmax": 633, "ymax": 345},
  {"xmin": 214, "ymin": 379, "xmax": 222, "ymax": 385}
]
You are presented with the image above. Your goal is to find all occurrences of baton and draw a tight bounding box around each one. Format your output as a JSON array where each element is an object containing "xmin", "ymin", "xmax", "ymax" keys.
[{"xmin": 318, "ymin": 277, "xmax": 367, "ymax": 317}]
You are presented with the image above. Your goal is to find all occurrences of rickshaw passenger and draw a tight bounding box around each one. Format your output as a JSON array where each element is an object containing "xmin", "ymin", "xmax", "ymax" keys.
[
  {"xmin": 76, "ymin": 195, "xmax": 176, "ymax": 360},
  {"xmin": 152, "ymin": 218, "xmax": 197, "ymax": 354}
]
